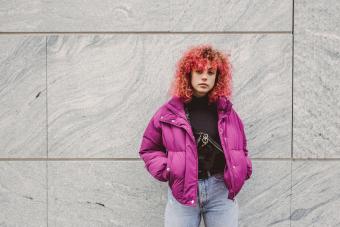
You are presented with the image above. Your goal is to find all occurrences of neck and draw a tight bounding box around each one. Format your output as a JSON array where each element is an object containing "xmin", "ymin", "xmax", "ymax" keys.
[
  {"xmin": 192, "ymin": 94, "xmax": 208, "ymax": 100},
  {"xmin": 193, "ymin": 92, "xmax": 208, "ymax": 98},
  {"xmin": 193, "ymin": 90, "xmax": 208, "ymax": 98},
  {"xmin": 189, "ymin": 94, "xmax": 209, "ymax": 107}
]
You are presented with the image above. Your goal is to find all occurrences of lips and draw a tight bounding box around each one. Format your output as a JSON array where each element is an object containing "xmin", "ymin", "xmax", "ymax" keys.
[{"xmin": 199, "ymin": 83, "xmax": 208, "ymax": 86}]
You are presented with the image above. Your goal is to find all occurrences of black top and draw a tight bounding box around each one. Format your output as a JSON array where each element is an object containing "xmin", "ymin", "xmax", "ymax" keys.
[{"xmin": 184, "ymin": 95, "xmax": 226, "ymax": 178}]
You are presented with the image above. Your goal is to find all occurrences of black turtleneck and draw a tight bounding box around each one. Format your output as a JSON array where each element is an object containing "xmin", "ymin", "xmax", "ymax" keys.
[
  {"xmin": 185, "ymin": 95, "xmax": 220, "ymax": 142},
  {"xmin": 184, "ymin": 95, "xmax": 226, "ymax": 178}
]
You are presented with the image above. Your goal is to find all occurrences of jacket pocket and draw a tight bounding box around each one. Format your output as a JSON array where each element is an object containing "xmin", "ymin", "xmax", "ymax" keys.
[
  {"xmin": 231, "ymin": 149, "xmax": 248, "ymax": 181},
  {"xmin": 166, "ymin": 150, "xmax": 186, "ymax": 186},
  {"xmin": 230, "ymin": 149, "xmax": 248, "ymax": 196}
]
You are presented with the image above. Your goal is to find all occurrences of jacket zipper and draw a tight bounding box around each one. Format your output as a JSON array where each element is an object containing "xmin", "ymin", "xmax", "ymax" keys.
[
  {"xmin": 225, "ymin": 136, "xmax": 236, "ymax": 198},
  {"xmin": 186, "ymin": 121, "xmax": 199, "ymax": 206},
  {"xmin": 159, "ymin": 117, "xmax": 199, "ymax": 206},
  {"xmin": 184, "ymin": 106, "xmax": 201, "ymax": 206},
  {"xmin": 219, "ymin": 117, "xmax": 236, "ymax": 199},
  {"xmin": 192, "ymin": 133, "xmax": 198, "ymax": 206},
  {"xmin": 227, "ymin": 138, "xmax": 236, "ymax": 197}
]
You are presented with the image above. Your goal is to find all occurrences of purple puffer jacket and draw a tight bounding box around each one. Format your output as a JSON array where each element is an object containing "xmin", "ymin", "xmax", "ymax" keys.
[{"xmin": 139, "ymin": 95, "xmax": 252, "ymax": 207}]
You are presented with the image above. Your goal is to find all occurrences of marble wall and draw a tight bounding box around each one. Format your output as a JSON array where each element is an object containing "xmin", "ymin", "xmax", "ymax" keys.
[{"xmin": 0, "ymin": 0, "xmax": 339, "ymax": 226}]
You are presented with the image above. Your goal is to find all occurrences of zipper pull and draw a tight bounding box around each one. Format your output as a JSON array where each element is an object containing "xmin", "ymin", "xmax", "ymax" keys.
[{"xmin": 202, "ymin": 133, "xmax": 208, "ymax": 145}]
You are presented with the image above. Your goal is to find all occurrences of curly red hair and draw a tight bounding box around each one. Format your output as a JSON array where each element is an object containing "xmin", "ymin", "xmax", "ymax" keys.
[{"xmin": 168, "ymin": 44, "xmax": 233, "ymax": 104}]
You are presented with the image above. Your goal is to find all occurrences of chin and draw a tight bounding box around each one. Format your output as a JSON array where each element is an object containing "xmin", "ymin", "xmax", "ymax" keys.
[
  {"xmin": 198, "ymin": 88, "xmax": 209, "ymax": 93},
  {"xmin": 198, "ymin": 91, "xmax": 209, "ymax": 96}
]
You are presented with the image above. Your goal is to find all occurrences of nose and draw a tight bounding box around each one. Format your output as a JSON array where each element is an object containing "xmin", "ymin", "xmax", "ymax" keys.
[{"xmin": 201, "ymin": 73, "xmax": 208, "ymax": 80}]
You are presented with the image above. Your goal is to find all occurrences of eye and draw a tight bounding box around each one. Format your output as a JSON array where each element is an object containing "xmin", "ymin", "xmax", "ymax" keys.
[{"xmin": 208, "ymin": 71, "xmax": 215, "ymax": 75}]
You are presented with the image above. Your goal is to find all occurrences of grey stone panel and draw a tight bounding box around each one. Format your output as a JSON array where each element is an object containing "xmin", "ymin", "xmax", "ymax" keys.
[
  {"xmin": 0, "ymin": 161, "xmax": 47, "ymax": 226},
  {"xmin": 171, "ymin": 0, "xmax": 292, "ymax": 32},
  {"xmin": 291, "ymin": 160, "xmax": 340, "ymax": 226},
  {"xmin": 293, "ymin": 0, "xmax": 340, "ymax": 158},
  {"xmin": 48, "ymin": 161, "xmax": 167, "ymax": 227},
  {"xmin": 0, "ymin": 0, "xmax": 170, "ymax": 32},
  {"xmin": 237, "ymin": 160, "xmax": 291, "ymax": 227},
  {"xmin": 0, "ymin": 36, "xmax": 47, "ymax": 158},
  {"xmin": 47, "ymin": 34, "xmax": 291, "ymax": 159}
]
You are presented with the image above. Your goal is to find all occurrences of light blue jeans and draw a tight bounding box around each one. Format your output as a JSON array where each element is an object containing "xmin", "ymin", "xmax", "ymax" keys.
[{"xmin": 164, "ymin": 173, "xmax": 239, "ymax": 227}]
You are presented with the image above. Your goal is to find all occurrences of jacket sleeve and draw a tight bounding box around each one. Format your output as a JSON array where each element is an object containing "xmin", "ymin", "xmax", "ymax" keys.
[
  {"xmin": 139, "ymin": 109, "xmax": 168, "ymax": 182},
  {"xmin": 235, "ymin": 111, "xmax": 253, "ymax": 180}
]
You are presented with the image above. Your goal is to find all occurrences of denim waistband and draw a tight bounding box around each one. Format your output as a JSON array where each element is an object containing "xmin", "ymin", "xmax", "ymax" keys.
[{"xmin": 198, "ymin": 170, "xmax": 223, "ymax": 180}]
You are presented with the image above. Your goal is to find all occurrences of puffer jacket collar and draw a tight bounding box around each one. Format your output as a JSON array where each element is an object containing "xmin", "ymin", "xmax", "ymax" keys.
[{"xmin": 165, "ymin": 95, "xmax": 233, "ymax": 120}]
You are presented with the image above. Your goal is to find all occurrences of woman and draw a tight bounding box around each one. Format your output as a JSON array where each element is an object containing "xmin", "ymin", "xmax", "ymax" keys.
[{"xmin": 139, "ymin": 44, "xmax": 252, "ymax": 227}]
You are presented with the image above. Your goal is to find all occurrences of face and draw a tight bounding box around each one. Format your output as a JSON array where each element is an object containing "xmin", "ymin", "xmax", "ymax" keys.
[{"xmin": 190, "ymin": 62, "xmax": 217, "ymax": 97}]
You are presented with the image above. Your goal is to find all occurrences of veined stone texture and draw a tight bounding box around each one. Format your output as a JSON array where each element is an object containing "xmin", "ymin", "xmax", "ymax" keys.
[
  {"xmin": 171, "ymin": 0, "xmax": 292, "ymax": 32},
  {"xmin": 0, "ymin": 0, "xmax": 290, "ymax": 32},
  {"xmin": 0, "ymin": 0, "xmax": 170, "ymax": 32},
  {"xmin": 237, "ymin": 160, "xmax": 291, "ymax": 227},
  {"xmin": 0, "ymin": 0, "xmax": 339, "ymax": 226},
  {"xmin": 293, "ymin": 0, "xmax": 340, "ymax": 158},
  {"xmin": 47, "ymin": 34, "xmax": 290, "ymax": 158},
  {"xmin": 0, "ymin": 161, "xmax": 47, "ymax": 226},
  {"xmin": 48, "ymin": 161, "xmax": 167, "ymax": 227},
  {"xmin": 0, "ymin": 36, "xmax": 47, "ymax": 158},
  {"xmin": 291, "ymin": 161, "xmax": 340, "ymax": 227}
]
